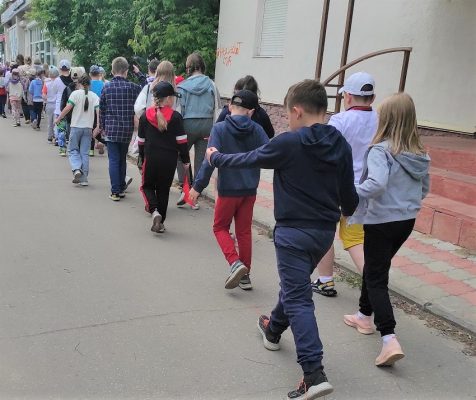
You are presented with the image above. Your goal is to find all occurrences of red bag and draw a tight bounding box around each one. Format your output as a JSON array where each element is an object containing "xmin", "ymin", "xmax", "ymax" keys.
[{"xmin": 182, "ymin": 167, "xmax": 195, "ymax": 206}]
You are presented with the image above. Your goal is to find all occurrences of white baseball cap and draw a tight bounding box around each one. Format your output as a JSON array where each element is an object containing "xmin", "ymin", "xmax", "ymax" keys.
[
  {"xmin": 59, "ymin": 59, "xmax": 71, "ymax": 71},
  {"xmin": 338, "ymin": 72, "xmax": 375, "ymax": 96}
]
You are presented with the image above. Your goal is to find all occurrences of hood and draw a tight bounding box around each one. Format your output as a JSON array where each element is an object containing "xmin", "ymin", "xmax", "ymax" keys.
[
  {"xmin": 146, "ymin": 106, "xmax": 174, "ymax": 129},
  {"xmin": 60, "ymin": 75, "xmax": 73, "ymax": 86},
  {"xmin": 299, "ymin": 124, "xmax": 346, "ymax": 165},
  {"xmin": 178, "ymin": 75, "xmax": 213, "ymax": 95},
  {"xmin": 224, "ymin": 115, "xmax": 255, "ymax": 138},
  {"xmin": 394, "ymin": 152, "xmax": 430, "ymax": 180}
]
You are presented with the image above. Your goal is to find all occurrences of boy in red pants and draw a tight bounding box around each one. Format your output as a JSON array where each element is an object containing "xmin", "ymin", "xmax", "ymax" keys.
[{"xmin": 189, "ymin": 90, "xmax": 269, "ymax": 290}]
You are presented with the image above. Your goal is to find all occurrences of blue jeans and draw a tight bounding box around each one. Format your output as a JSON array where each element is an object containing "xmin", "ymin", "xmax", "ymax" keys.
[
  {"xmin": 269, "ymin": 226, "xmax": 334, "ymax": 374},
  {"xmin": 107, "ymin": 141, "xmax": 129, "ymax": 194},
  {"xmin": 68, "ymin": 127, "xmax": 92, "ymax": 181}
]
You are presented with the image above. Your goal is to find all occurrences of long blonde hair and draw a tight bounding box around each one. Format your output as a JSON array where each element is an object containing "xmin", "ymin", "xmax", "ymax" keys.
[
  {"xmin": 372, "ymin": 92, "xmax": 426, "ymax": 155},
  {"xmin": 151, "ymin": 61, "xmax": 175, "ymax": 89}
]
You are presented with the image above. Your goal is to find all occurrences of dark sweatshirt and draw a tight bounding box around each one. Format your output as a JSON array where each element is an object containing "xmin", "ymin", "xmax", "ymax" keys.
[
  {"xmin": 193, "ymin": 115, "xmax": 269, "ymax": 197},
  {"xmin": 216, "ymin": 105, "xmax": 275, "ymax": 139},
  {"xmin": 138, "ymin": 106, "xmax": 190, "ymax": 164},
  {"xmin": 210, "ymin": 123, "xmax": 358, "ymax": 229}
]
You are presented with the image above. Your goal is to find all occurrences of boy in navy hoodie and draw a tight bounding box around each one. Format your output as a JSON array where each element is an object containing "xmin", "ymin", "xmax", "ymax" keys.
[
  {"xmin": 207, "ymin": 80, "xmax": 358, "ymax": 400},
  {"xmin": 190, "ymin": 90, "xmax": 269, "ymax": 290}
]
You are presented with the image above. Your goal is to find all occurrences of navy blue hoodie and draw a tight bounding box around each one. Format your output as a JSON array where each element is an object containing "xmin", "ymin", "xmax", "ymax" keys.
[
  {"xmin": 210, "ymin": 124, "xmax": 358, "ymax": 229},
  {"xmin": 193, "ymin": 115, "xmax": 269, "ymax": 197}
]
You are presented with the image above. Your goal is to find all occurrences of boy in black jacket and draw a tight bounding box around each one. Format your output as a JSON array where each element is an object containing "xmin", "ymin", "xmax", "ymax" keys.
[
  {"xmin": 207, "ymin": 80, "xmax": 358, "ymax": 400},
  {"xmin": 190, "ymin": 90, "xmax": 269, "ymax": 290}
]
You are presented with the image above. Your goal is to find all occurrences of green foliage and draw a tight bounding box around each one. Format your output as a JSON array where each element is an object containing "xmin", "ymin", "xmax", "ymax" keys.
[
  {"xmin": 129, "ymin": 0, "xmax": 219, "ymax": 77},
  {"xmin": 29, "ymin": 0, "xmax": 136, "ymax": 70},
  {"xmin": 29, "ymin": 0, "xmax": 219, "ymax": 76}
]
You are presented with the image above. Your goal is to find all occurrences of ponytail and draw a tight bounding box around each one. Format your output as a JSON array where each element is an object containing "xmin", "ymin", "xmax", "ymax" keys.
[
  {"xmin": 78, "ymin": 74, "xmax": 91, "ymax": 112},
  {"xmin": 154, "ymin": 98, "xmax": 168, "ymax": 132},
  {"xmin": 84, "ymin": 87, "xmax": 89, "ymax": 112}
]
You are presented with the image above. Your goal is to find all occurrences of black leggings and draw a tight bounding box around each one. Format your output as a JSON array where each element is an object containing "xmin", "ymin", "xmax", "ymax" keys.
[
  {"xmin": 359, "ymin": 219, "xmax": 415, "ymax": 336},
  {"xmin": 21, "ymin": 98, "xmax": 30, "ymax": 121},
  {"xmin": 140, "ymin": 152, "xmax": 177, "ymax": 222}
]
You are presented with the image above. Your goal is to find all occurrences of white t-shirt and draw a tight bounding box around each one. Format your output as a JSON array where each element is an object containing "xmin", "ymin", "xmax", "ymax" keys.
[
  {"xmin": 328, "ymin": 108, "xmax": 378, "ymax": 184},
  {"xmin": 68, "ymin": 89, "xmax": 100, "ymax": 128}
]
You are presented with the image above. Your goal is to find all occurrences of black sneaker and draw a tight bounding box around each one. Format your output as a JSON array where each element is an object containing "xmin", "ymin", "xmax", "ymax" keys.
[
  {"xmin": 287, "ymin": 368, "xmax": 333, "ymax": 400},
  {"xmin": 239, "ymin": 274, "xmax": 253, "ymax": 290},
  {"xmin": 118, "ymin": 192, "xmax": 126, "ymax": 198},
  {"xmin": 312, "ymin": 279, "xmax": 337, "ymax": 297},
  {"xmin": 176, "ymin": 191, "xmax": 186, "ymax": 207},
  {"xmin": 257, "ymin": 315, "xmax": 280, "ymax": 351},
  {"xmin": 224, "ymin": 260, "xmax": 248, "ymax": 289}
]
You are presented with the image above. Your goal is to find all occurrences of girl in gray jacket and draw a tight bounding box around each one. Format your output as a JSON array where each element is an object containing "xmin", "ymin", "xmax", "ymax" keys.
[{"xmin": 344, "ymin": 93, "xmax": 430, "ymax": 367}]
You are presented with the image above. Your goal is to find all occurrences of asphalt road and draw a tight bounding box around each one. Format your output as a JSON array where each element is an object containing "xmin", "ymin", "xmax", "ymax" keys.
[{"xmin": 0, "ymin": 118, "xmax": 475, "ymax": 399}]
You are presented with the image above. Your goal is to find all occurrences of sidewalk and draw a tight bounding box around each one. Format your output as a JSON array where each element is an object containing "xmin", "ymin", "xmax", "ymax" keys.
[{"xmin": 197, "ymin": 168, "xmax": 476, "ymax": 334}]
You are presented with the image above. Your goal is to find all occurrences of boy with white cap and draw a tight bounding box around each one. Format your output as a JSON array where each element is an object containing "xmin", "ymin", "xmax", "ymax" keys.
[{"xmin": 312, "ymin": 71, "xmax": 377, "ymax": 297}]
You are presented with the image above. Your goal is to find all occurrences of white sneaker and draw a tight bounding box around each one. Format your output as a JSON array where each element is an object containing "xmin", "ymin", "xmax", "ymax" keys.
[
  {"xmin": 72, "ymin": 169, "xmax": 82, "ymax": 184},
  {"xmin": 151, "ymin": 210, "xmax": 162, "ymax": 233},
  {"xmin": 191, "ymin": 202, "xmax": 200, "ymax": 210},
  {"xmin": 79, "ymin": 181, "xmax": 89, "ymax": 187}
]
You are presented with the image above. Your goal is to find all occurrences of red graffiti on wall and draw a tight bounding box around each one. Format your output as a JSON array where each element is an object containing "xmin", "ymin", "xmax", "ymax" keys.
[{"xmin": 216, "ymin": 42, "xmax": 243, "ymax": 67}]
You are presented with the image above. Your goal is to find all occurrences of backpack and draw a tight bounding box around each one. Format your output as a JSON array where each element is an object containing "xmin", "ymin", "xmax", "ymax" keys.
[
  {"xmin": 60, "ymin": 83, "xmax": 75, "ymax": 123},
  {"xmin": 0, "ymin": 77, "xmax": 6, "ymax": 96}
]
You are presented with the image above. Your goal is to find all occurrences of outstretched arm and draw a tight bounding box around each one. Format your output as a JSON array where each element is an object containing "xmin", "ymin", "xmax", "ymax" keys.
[{"xmin": 207, "ymin": 134, "xmax": 291, "ymax": 170}]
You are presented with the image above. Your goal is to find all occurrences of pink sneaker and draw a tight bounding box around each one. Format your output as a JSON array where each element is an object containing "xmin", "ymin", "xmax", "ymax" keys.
[
  {"xmin": 375, "ymin": 337, "xmax": 405, "ymax": 366},
  {"xmin": 343, "ymin": 313, "xmax": 374, "ymax": 335}
]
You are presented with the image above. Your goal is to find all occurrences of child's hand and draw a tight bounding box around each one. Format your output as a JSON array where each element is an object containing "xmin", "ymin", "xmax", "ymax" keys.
[
  {"xmin": 206, "ymin": 147, "xmax": 218, "ymax": 164},
  {"xmin": 183, "ymin": 163, "xmax": 190, "ymax": 169},
  {"xmin": 189, "ymin": 188, "xmax": 200, "ymax": 202},
  {"xmin": 54, "ymin": 118, "xmax": 61, "ymax": 125}
]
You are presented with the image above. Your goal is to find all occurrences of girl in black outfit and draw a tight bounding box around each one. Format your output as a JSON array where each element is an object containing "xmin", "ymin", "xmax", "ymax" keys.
[
  {"xmin": 138, "ymin": 81, "xmax": 190, "ymax": 233},
  {"xmin": 216, "ymin": 75, "xmax": 275, "ymax": 139}
]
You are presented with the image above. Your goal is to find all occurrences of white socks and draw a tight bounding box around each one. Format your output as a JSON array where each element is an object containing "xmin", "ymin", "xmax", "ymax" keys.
[
  {"xmin": 357, "ymin": 311, "xmax": 371, "ymax": 320},
  {"xmin": 152, "ymin": 210, "xmax": 160, "ymax": 218},
  {"xmin": 382, "ymin": 334, "xmax": 396, "ymax": 344},
  {"xmin": 319, "ymin": 275, "xmax": 333, "ymax": 283}
]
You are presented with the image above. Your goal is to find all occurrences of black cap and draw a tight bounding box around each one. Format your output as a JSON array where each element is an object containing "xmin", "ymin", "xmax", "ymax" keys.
[
  {"xmin": 231, "ymin": 89, "xmax": 259, "ymax": 110},
  {"xmin": 152, "ymin": 81, "xmax": 181, "ymax": 99}
]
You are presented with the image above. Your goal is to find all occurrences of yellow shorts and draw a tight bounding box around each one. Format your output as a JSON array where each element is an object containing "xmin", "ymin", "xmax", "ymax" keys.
[{"xmin": 339, "ymin": 217, "xmax": 364, "ymax": 250}]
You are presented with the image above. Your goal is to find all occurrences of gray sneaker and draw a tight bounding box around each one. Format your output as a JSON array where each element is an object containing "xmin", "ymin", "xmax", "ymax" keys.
[
  {"xmin": 239, "ymin": 274, "xmax": 253, "ymax": 290},
  {"xmin": 72, "ymin": 169, "xmax": 82, "ymax": 184},
  {"xmin": 225, "ymin": 261, "xmax": 248, "ymax": 289}
]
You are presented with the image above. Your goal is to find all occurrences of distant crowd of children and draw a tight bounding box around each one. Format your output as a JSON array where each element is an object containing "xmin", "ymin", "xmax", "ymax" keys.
[{"xmin": 0, "ymin": 52, "xmax": 430, "ymax": 400}]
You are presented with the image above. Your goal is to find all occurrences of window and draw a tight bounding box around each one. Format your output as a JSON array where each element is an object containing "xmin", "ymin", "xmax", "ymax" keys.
[
  {"xmin": 255, "ymin": 0, "xmax": 288, "ymax": 57},
  {"xmin": 29, "ymin": 25, "xmax": 54, "ymax": 65}
]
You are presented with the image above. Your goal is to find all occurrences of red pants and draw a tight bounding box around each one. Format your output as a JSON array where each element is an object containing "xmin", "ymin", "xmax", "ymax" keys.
[{"xmin": 213, "ymin": 195, "xmax": 256, "ymax": 271}]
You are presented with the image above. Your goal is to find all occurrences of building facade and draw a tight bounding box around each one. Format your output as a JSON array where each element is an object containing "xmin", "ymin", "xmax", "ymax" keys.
[
  {"xmin": 1, "ymin": 0, "xmax": 70, "ymax": 65},
  {"xmin": 215, "ymin": 0, "xmax": 476, "ymax": 135}
]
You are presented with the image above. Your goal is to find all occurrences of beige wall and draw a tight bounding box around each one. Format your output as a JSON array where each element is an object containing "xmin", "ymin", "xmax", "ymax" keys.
[{"xmin": 215, "ymin": 0, "xmax": 476, "ymax": 133}]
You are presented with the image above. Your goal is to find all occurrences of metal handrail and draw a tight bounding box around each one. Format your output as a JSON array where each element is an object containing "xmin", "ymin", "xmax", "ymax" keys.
[{"xmin": 322, "ymin": 47, "xmax": 412, "ymax": 112}]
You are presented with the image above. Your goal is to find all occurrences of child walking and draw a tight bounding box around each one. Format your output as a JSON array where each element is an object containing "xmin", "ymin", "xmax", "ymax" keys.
[
  {"xmin": 7, "ymin": 69, "xmax": 23, "ymax": 127},
  {"xmin": 137, "ymin": 81, "xmax": 190, "ymax": 233},
  {"xmin": 55, "ymin": 75, "xmax": 100, "ymax": 186},
  {"xmin": 343, "ymin": 93, "xmax": 430, "ymax": 366},
  {"xmin": 29, "ymin": 69, "xmax": 44, "ymax": 130},
  {"xmin": 189, "ymin": 90, "xmax": 269, "ymax": 290},
  {"xmin": 0, "ymin": 68, "xmax": 7, "ymax": 118},
  {"xmin": 312, "ymin": 71, "xmax": 378, "ymax": 297},
  {"xmin": 207, "ymin": 80, "xmax": 358, "ymax": 399}
]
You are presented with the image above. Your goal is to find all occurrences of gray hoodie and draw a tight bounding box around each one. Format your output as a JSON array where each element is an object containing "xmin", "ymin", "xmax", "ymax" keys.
[
  {"xmin": 348, "ymin": 140, "xmax": 430, "ymax": 225},
  {"xmin": 177, "ymin": 74, "xmax": 215, "ymax": 119}
]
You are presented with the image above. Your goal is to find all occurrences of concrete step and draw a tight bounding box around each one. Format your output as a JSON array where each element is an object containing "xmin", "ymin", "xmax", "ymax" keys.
[
  {"xmin": 430, "ymin": 167, "xmax": 476, "ymax": 206},
  {"xmin": 415, "ymin": 193, "xmax": 476, "ymax": 250},
  {"xmin": 422, "ymin": 136, "xmax": 476, "ymax": 175}
]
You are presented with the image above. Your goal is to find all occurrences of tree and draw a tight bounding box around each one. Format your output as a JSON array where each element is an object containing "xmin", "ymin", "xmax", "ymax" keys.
[
  {"xmin": 29, "ymin": 0, "xmax": 136, "ymax": 70},
  {"xmin": 129, "ymin": 0, "xmax": 219, "ymax": 76}
]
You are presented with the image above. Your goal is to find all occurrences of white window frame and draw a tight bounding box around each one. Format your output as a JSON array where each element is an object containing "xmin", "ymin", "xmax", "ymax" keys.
[{"xmin": 254, "ymin": 0, "xmax": 288, "ymax": 58}]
